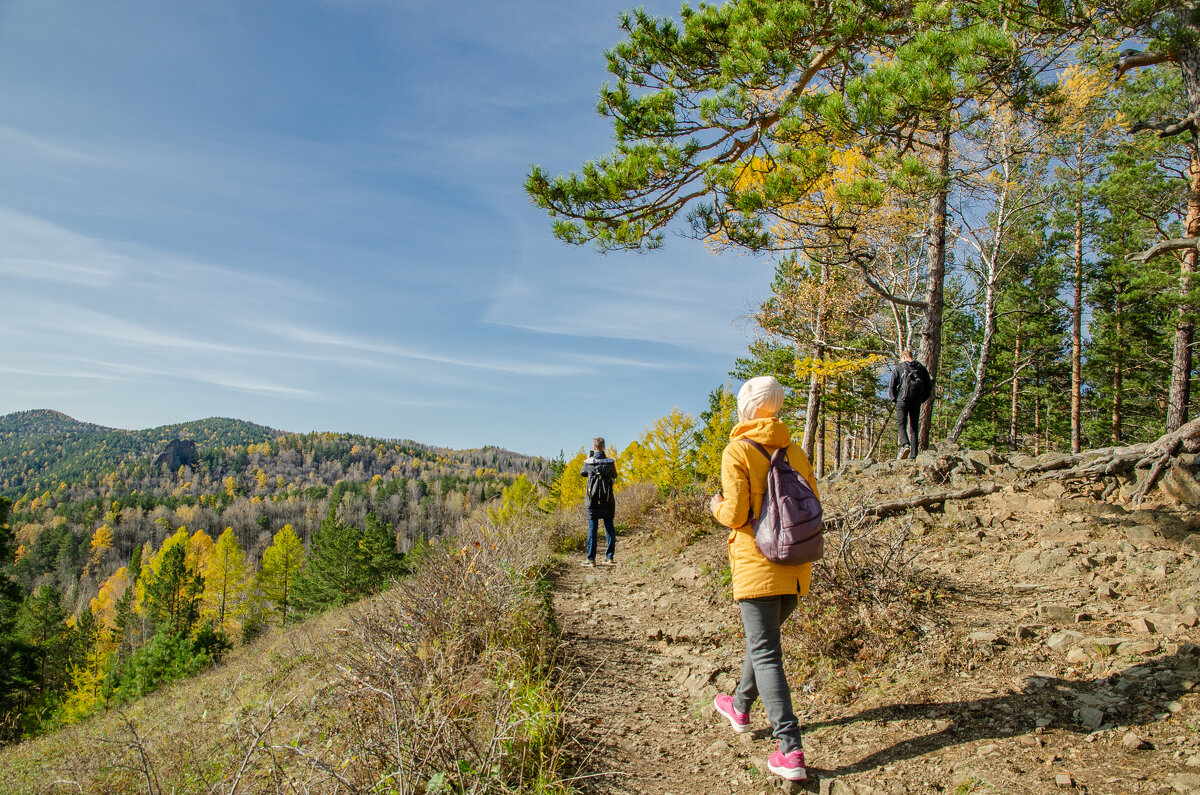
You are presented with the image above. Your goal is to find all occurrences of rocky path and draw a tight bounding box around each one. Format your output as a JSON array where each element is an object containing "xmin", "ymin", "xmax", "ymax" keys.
[
  {"xmin": 552, "ymin": 527, "xmax": 803, "ymax": 794},
  {"xmin": 553, "ymin": 473, "xmax": 1200, "ymax": 794}
]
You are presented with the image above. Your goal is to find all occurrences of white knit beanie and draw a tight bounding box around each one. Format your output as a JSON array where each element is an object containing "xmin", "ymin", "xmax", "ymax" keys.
[{"xmin": 736, "ymin": 376, "xmax": 784, "ymax": 422}]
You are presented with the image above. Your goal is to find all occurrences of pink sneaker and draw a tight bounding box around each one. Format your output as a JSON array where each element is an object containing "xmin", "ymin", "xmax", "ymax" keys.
[
  {"xmin": 767, "ymin": 744, "xmax": 806, "ymax": 780},
  {"xmin": 713, "ymin": 694, "xmax": 751, "ymax": 733}
]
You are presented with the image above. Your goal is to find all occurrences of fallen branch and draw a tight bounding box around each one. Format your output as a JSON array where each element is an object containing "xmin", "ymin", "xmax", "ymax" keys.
[{"xmin": 828, "ymin": 484, "xmax": 1001, "ymax": 522}]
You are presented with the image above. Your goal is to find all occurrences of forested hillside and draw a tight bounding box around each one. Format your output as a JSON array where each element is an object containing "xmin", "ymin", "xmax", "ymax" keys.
[
  {"xmin": 0, "ymin": 410, "xmax": 278, "ymax": 498},
  {"xmin": 0, "ymin": 409, "xmax": 547, "ymax": 741}
]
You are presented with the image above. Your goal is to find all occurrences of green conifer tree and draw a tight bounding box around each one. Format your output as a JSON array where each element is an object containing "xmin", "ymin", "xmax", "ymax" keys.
[
  {"xmin": 143, "ymin": 543, "xmax": 204, "ymax": 636},
  {"xmin": 0, "ymin": 498, "xmax": 35, "ymax": 739}
]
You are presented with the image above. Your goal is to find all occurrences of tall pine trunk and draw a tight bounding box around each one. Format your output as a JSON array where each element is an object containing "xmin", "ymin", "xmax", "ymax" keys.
[
  {"xmin": 919, "ymin": 125, "xmax": 951, "ymax": 451},
  {"xmin": 1176, "ymin": 151, "xmax": 1200, "ymax": 428},
  {"xmin": 834, "ymin": 400, "xmax": 843, "ymax": 470},
  {"xmin": 1113, "ymin": 288, "xmax": 1124, "ymax": 444},
  {"xmin": 1034, "ymin": 367, "xmax": 1042, "ymax": 456},
  {"xmin": 1166, "ymin": 41, "xmax": 1200, "ymax": 432},
  {"xmin": 1010, "ymin": 317, "xmax": 1022, "ymax": 449},
  {"xmin": 1072, "ymin": 147, "xmax": 1084, "ymax": 453}
]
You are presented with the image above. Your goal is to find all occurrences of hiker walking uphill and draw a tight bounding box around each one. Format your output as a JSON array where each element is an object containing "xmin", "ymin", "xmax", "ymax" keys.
[
  {"xmin": 580, "ymin": 437, "xmax": 617, "ymax": 567},
  {"xmin": 888, "ymin": 350, "xmax": 932, "ymax": 459},
  {"xmin": 709, "ymin": 376, "xmax": 819, "ymax": 783}
]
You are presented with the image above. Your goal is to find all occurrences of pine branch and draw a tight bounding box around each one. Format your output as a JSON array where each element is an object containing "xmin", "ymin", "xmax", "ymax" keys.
[
  {"xmin": 1115, "ymin": 48, "xmax": 1178, "ymax": 80},
  {"xmin": 1126, "ymin": 237, "xmax": 1200, "ymax": 263},
  {"xmin": 1128, "ymin": 113, "xmax": 1199, "ymax": 138}
]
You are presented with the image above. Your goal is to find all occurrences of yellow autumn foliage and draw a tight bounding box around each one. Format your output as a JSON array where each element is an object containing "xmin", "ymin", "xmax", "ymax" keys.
[{"xmin": 794, "ymin": 353, "xmax": 887, "ymax": 382}]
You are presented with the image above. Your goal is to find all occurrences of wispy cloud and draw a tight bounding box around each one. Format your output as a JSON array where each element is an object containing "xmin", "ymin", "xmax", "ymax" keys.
[
  {"xmin": 0, "ymin": 125, "xmax": 111, "ymax": 166},
  {"xmin": 0, "ymin": 364, "xmax": 121, "ymax": 381},
  {"xmin": 264, "ymin": 321, "xmax": 595, "ymax": 377}
]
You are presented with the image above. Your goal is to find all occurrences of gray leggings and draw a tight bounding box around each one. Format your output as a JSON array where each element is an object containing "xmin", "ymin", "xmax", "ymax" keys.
[{"xmin": 733, "ymin": 594, "xmax": 802, "ymax": 752}]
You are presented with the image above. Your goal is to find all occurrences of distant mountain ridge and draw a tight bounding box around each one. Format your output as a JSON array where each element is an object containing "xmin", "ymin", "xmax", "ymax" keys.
[{"xmin": 0, "ymin": 409, "xmax": 280, "ymax": 499}]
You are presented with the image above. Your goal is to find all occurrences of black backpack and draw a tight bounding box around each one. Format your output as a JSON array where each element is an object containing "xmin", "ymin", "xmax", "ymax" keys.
[
  {"xmin": 899, "ymin": 363, "xmax": 931, "ymax": 405},
  {"xmin": 742, "ymin": 440, "xmax": 825, "ymax": 565},
  {"xmin": 587, "ymin": 468, "xmax": 614, "ymax": 505}
]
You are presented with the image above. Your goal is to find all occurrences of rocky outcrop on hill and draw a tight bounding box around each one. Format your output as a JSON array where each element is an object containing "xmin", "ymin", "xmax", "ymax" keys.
[{"xmin": 153, "ymin": 439, "xmax": 199, "ymax": 471}]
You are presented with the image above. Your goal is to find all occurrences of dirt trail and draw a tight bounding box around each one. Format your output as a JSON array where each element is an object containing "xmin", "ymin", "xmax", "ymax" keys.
[
  {"xmin": 553, "ymin": 480, "xmax": 1200, "ymax": 795},
  {"xmin": 553, "ymin": 526, "xmax": 812, "ymax": 794}
]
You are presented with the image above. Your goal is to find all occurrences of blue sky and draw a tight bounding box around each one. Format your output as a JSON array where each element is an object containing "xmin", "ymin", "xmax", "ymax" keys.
[{"xmin": 0, "ymin": 0, "xmax": 776, "ymax": 458}]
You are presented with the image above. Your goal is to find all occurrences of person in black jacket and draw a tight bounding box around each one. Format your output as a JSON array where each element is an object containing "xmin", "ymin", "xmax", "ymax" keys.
[
  {"xmin": 580, "ymin": 437, "xmax": 618, "ymax": 566},
  {"xmin": 887, "ymin": 351, "xmax": 932, "ymax": 459}
]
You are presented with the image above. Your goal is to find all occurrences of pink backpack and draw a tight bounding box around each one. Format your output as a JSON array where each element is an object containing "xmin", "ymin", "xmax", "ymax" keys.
[{"xmin": 742, "ymin": 440, "xmax": 825, "ymax": 565}]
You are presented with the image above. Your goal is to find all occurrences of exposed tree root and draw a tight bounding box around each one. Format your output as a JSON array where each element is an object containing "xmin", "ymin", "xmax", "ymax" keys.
[{"xmin": 1020, "ymin": 417, "xmax": 1200, "ymax": 504}]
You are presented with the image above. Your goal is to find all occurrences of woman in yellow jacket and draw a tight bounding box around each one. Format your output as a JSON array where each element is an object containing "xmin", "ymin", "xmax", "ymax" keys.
[{"xmin": 709, "ymin": 375, "xmax": 815, "ymax": 782}]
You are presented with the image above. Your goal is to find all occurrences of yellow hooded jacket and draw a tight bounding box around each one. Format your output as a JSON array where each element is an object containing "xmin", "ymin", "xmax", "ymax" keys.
[{"xmin": 711, "ymin": 417, "xmax": 818, "ymax": 601}]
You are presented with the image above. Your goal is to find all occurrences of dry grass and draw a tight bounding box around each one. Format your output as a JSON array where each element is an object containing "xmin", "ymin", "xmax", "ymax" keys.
[
  {"xmin": 786, "ymin": 512, "xmax": 940, "ymax": 700},
  {"xmin": 0, "ymin": 514, "xmax": 570, "ymax": 794}
]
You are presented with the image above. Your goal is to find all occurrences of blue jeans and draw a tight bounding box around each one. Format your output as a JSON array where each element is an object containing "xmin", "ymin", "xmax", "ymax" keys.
[
  {"xmin": 734, "ymin": 594, "xmax": 802, "ymax": 753},
  {"xmin": 586, "ymin": 516, "xmax": 615, "ymax": 561}
]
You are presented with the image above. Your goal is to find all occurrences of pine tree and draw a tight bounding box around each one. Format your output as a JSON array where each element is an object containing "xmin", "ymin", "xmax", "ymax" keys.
[
  {"xmin": 142, "ymin": 543, "xmax": 204, "ymax": 636},
  {"xmin": 360, "ymin": 513, "xmax": 403, "ymax": 587},
  {"xmin": 291, "ymin": 514, "xmax": 362, "ymax": 614},
  {"xmin": 293, "ymin": 512, "xmax": 401, "ymax": 615},
  {"xmin": 19, "ymin": 584, "xmax": 69, "ymax": 699},
  {"xmin": 0, "ymin": 498, "xmax": 35, "ymax": 739}
]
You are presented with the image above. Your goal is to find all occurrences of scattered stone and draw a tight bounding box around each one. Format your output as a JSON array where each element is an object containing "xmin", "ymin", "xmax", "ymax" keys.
[
  {"xmin": 1125, "ymin": 525, "xmax": 1163, "ymax": 549},
  {"xmin": 1047, "ymin": 630, "xmax": 1085, "ymax": 652},
  {"xmin": 1055, "ymin": 772, "xmax": 1074, "ymax": 788},
  {"xmin": 1160, "ymin": 465, "xmax": 1200, "ymax": 506},
  {"xmin": 1096, "ymin": 582, "xmax": 1116, "ymax": 599},
  {"xmin": 1168, "ymin": 773, "xmax": 1200, "ymax": 793},
  {"xmin": 1130, "ymin": 617, "xmax": 1156, "ymax": 634},
  {"xmin": 670, "ymin": 566, "xmax": 698, "ymax": 582},
  {"xmin": 1074, "ymin": 706, "xmax": 1105, "ymax": 729},
  {"xmin": 1167, "ymin": 701, "xmax": 1185, "ymax": 714},
  {"xmin": 1119, "ymin": 640, "xmax": 1160, "ymax": 657},
  {"xmin": 1067, "ymin": 648, "xmax": 1091, "ymax": 664},
  {"xmin": 1122, "ymin": 732, "xmax": 1151, "ymax": 751},
  {"xmin": 969, "ymin": 631, "xmax": 1002, "ymax": 646},
  {"xmin": 1039, "ymin": 604, "xmax": 1076, "ymax": 623},
  {"xmin": 1015, "ymin": 625, "xmax": 1038, "ymax": 641}
]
